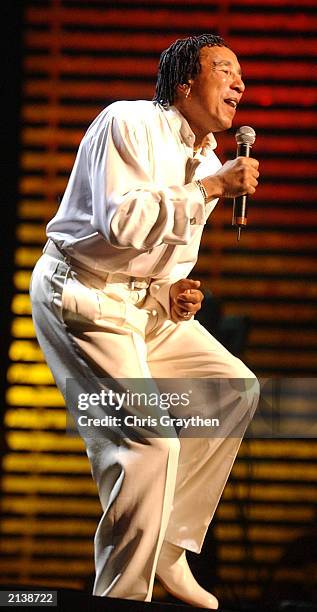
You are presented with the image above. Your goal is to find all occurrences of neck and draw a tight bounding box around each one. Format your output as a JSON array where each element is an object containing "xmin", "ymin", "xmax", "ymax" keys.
[{"xmin": 174, "ymin": 100, "xmax": 208, "ymax": 149}]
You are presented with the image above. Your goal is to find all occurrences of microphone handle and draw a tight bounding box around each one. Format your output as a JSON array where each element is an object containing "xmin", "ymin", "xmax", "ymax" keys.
[{"xmin": 232, "ymin": 142, "xmax": 251, "ymax": 233}]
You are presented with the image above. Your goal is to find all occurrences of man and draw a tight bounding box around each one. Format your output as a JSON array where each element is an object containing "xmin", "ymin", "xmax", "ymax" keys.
[{"xmin": 30, "ymin": 34, "xmax": 260, "ymax": 609}]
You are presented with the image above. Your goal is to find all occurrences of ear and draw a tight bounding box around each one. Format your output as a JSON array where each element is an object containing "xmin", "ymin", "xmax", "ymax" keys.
[
  {"xmin": 177, "ymin": 80, "xmax": 193, "ymax": 97},
  {"xmin": 177, "ymin": 83, "xmax": 187, "ymax": 94}
]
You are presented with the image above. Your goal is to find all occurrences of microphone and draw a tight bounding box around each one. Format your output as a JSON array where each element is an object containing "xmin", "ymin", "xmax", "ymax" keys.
[{"xmin": 232, "ymin": 125, "xmax": 256, "ymax": 241}]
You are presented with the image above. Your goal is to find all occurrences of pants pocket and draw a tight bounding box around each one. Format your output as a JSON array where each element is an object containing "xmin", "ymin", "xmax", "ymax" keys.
[{"xmin": 61, "ymin": 276, "xmax": 126, "ymax": 326}]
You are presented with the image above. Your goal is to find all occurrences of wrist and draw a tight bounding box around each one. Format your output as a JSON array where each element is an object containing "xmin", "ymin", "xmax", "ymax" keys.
[
  {"xmin": 195, "ymin": 179, "xmax": 208, "ymax": 205},
  {"xmin": 200, "ymin": 176, "xmax": 224, "ymax": 200}
]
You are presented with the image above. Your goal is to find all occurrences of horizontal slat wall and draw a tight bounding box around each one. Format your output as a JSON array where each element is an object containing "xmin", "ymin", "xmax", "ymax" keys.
[
  {"xmin": 199, "ymin": 3, "xmax": 317, "ymax": 377},
  {"xmin": 2, "ymin": 0, "xmax": 317, "ymax": 607}
]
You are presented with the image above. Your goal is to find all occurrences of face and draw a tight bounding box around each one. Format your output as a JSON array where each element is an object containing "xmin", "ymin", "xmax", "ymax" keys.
[{"xmin": 177, "ymin": 45, "xmax": 245, "ymax": 135}]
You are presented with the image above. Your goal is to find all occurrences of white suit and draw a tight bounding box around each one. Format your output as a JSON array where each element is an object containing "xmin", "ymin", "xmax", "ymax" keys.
[{"xmin": 30, "ymin": 101, "xmax": 259, "ymax": 601}]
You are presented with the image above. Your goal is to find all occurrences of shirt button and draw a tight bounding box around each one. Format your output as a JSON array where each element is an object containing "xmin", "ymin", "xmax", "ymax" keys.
[{"xmin": 190, "ymin": 217, "xmax": 196, "ymax": 225}]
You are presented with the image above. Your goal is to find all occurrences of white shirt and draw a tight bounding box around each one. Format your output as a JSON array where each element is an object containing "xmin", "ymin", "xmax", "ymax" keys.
[{"xmin": 47, "ymin": 100, "xmax": 222, "ymax": 315}]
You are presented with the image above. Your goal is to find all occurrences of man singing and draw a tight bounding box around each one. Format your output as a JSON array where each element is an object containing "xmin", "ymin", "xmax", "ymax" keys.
[{"xmin": 30, "ymin": 34, "xmax": 260, "ymax": 609}]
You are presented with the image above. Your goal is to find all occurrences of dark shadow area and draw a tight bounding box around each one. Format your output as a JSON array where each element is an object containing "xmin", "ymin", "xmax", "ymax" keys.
[
  {"xmin": 196, "ymin": 290, "xmax": 250, "ymax": 357},
  {"xmin": 0, "ymin": 2, "xmax": 24, "ymax": 449}
]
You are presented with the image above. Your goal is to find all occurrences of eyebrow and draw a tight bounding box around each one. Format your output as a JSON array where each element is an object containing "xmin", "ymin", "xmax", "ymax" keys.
[{"xmin": 212, "ymin": 60, "xmax": 243, "ymax": 77}]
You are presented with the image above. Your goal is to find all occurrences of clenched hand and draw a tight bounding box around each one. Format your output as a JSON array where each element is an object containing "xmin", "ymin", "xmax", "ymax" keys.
[
  {"xmin": 202, "ymin": 156, "xmax": 259, "ymax": 199},
  {"xmin": 170, "ymin": 279, "xmax": 204, "ymax": 323}
]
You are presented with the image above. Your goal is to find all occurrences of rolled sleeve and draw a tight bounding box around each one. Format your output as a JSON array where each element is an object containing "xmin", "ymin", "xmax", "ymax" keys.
[{"xmin": 87, "ymin": 113, "xmax": 207, "ymax": 252}]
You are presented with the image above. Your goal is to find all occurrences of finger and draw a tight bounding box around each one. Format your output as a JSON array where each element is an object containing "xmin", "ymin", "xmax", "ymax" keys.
[
  {"xmin": 244, "ymin": 176, "xmax": 258, "ymax": 194},
  {"xmin": 173, "ymin": 282, "xmax": 201, "ymax": 299},
  {"xmin": 177, "ymin": 310, "xmax": 194, "ymax": 321},
  {"xmin": 172, "ymin": 309, "xmax": 191, "ymax": 322},
  {"xmin": 173, "ymin": 303, "xmax": 196, "ymax": 318},
  {"xmin": 177, "ymin": 298, "xmax": 200, "ymax": 308},
  {"xmin": 178, "ymin": 279, "xmax": 200, "ymax": 288},
  {"xmin": 184, "ymin": 288, "xmax": 203, "ymax": 297},
  {"xmin": 237, "ymin": 156, "xmax": 258, "ymax": 168},
  {"xmin": 177, "ymin": 291, "xmax": 203, "ymax": 305},
  {"xmin": 248, "ymin": 158, "xmax": 259, "ymax": 169},
  {"xmin": 184, "ymin": 280, "xmax": 201, "ymax": 288},
  {"xmin": 173, "ymin": 303, "xmax": 193, "ymax": 316},
  {"xmin": 174, "ymin": 300, "xmax": 202, "ymax": 316},
  {"xmin": 177, "ymin": 289, "xmax": 201, "ymax": 300}
]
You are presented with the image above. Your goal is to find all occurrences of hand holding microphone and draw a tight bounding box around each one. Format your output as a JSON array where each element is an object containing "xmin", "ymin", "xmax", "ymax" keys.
[
  {"xmin": 200, "ymin": 125, "xmax": 259, "ymax": 241},
  {"xmin": 232, "ymin": 126, "xmax": 257, "ymax": 240}
]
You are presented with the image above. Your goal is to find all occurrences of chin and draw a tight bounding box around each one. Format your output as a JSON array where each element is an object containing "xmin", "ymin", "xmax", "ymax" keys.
[
  {"xmin": 223, "ymin": 116, "xmax": 234, "ymax": 129},
  {"xmin": 213, "ymin": 119, "xmax": 233, "ymax": 133}
]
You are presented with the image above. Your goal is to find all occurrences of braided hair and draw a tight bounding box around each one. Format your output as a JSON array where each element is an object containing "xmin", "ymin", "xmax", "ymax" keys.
[{"xmin": 153, "ymin": 34, "xmax": 226, "ymax": 108}]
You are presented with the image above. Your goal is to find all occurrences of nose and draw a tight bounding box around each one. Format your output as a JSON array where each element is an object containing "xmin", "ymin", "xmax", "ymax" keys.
[{"xmin": 231, "ymin": 73, "xmax": 245, "ymax": 95}]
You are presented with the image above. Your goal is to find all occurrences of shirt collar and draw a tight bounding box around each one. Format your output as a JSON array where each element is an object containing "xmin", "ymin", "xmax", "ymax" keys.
[{"xmin": 165, "ymin": 104, "xmax": 217, "ymax": 154}]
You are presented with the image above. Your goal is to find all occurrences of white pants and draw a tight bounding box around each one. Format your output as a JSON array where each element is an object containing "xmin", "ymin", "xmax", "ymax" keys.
[{"xmin": 30, "ymin": 253, "xmax": 259, "ymax": 602}]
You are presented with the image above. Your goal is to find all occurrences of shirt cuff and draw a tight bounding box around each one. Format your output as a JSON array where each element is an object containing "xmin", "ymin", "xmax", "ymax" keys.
[
  {"xmin": 149, "ymin": 279, "xmax": 173, "ymax": 318},
  {"xmin": 185, "ymin": 182, "xmax": 207, "ymax": 225}
]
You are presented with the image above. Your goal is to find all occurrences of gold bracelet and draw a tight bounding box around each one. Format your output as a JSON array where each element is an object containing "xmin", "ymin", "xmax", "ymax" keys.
[{"xmin": 195, "ymin": 179, "xmax": 209, "ymax": 205}]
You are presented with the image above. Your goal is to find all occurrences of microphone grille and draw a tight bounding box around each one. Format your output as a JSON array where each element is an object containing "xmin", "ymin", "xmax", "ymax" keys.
[{"xmin": 235, "ymin": 125, "xmax": 256, "ymax": 145}]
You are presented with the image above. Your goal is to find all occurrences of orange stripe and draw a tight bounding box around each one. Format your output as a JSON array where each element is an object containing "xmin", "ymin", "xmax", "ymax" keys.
[{"xmin": 26, "ymin": 7, "xmax": 317, "ymax": 31}]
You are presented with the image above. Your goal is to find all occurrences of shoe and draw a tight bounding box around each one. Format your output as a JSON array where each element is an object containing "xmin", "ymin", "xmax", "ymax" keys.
[{"xmin": 156, "ymin": 541, "xmax": 219, "ymax": 609}]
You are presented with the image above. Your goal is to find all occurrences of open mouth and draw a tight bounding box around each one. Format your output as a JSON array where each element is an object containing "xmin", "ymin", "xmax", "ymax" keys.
[{"xmin": 224, "ymin": 99, "xmax": 238, "ymax": 109}]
